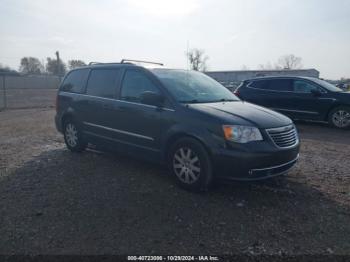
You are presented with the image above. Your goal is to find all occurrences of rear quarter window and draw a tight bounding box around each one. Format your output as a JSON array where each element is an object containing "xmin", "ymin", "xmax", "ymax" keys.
[
  {"xmin": 248, "ymin": 80, "xmax": 269, "ymax": 89},
  {"xmin": 60, "ymin": 69, "xmax": 89, "ymax": 93}
]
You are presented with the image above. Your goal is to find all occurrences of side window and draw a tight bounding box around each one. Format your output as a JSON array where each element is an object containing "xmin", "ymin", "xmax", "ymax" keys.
[
  {"xmin": 293, "ymin": 80, "xmax": 320, "ymax": 93},
  {"xmin": 86, "ymin": 69, "xmax": 120, "ymax": 99},
  {"xmin": 61, "ymin": 69, "xmax": 89, "ymax": 93},
  {"xmin": 267, "ymin": 79, "xmax": 293, "ymax": 91},
  {"xmin": 121, "ymin": 70, "xmax": 160, "ymax": 103},
  {"xmin": 248, "ymin": 80, "xmax": 269, "ymax": 90}
]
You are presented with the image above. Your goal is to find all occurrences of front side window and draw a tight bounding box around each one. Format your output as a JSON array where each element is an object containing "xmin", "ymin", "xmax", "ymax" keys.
[
  {"xmin": 61, "ymin": 69, "xmax": 89, "ymax": 93},
  {"xmin": 86, "ymin": 69, "xmax": 120, "ymax": 98},
  {"xmin": 293, "ymin": 80, "xmax": 320, "ymax": 93},
  {"xmin": 310, "ymin": 78, "xmax": 341, "ymax": 92},
  {"xmin": 121, "ymin": 70, "xmax": 160, "ymax": 103}
]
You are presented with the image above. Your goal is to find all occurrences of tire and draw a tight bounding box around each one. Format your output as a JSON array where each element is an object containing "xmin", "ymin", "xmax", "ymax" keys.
[
  {"xmin": 328, "ymin": 106, "xmax": 350, "ymax": 129},
  {"xmin": 63, "ymin": 119, "xmax": 87, "ymax": 152},
  {"xmin": 168, "ymin": 137, "xmax": 213, "ymax": 192}
]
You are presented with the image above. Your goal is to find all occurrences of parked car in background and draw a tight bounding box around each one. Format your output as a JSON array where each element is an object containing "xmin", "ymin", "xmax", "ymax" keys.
[{"xmin": 235, "ymin": 77, "xmax": 350, "ymax": 129}]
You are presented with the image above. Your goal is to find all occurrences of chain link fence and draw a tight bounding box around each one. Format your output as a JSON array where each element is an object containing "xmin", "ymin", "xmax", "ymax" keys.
[{"xmin": 0, "ymin": 75, "xmax": 62, "ymax": 111}]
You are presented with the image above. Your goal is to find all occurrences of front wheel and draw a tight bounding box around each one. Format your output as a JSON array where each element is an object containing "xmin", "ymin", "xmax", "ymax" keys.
[
  {"xmin": 328, "ymin": 106, "xmax": 350, "ymax": 129},
  {"xmin": 63, "ymin": 119, "xmax": 87, "ymax": 152},
  {"xmin": 168, "ymin": 137, "xmax": 213, "ymax": 192}
]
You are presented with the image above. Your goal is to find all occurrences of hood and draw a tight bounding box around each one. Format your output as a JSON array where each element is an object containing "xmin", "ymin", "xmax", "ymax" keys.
[
  {"xmin": 187, "ymin": 101, "xmax": 292, "ymax": 128},
  {"xmin": 332, "ymin": 91, "xmax": 350, "ymax": 103}
]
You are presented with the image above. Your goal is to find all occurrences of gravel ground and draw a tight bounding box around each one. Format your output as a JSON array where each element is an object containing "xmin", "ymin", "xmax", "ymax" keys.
[{"xmin": 0, "ymin": 108, "xmax": 349, "ymax": 255}]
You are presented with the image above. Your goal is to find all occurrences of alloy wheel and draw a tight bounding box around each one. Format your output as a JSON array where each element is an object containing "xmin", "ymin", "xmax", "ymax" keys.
[
  {"xmin": 65, "ymin": 123, "xmax": 78, "ymax": 147},
  {"xmin": 332, "ymin": 110, "xmax": 350, "ymax": 128},
  {"xmin": 173, "ymin": 147, "xmax": 201, "ymax": 184}
]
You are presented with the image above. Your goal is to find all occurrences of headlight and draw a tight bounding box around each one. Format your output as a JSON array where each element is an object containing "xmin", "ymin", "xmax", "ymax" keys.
[{"xmin": 222, "ymin": 125, "xmax": 263, "ymax": 143}]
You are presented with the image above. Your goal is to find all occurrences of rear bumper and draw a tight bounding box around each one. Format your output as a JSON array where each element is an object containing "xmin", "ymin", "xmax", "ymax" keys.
[{"xmin": 212, "ymin": 141, "xmax": 300, "ymax": 181}]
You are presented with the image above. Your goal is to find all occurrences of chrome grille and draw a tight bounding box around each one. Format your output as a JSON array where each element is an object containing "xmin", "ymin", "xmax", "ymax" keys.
[{"xmin": 266, "ymin": 125, "xmax": 298, "ymax": 148}]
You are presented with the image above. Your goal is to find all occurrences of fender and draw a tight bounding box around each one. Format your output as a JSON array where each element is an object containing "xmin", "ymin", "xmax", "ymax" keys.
[
  {"xmin": 59, "ymin": 106, "xmax": 80, "ymax": 129},
  {"xmin": 160, "ymin": 122, "xmax": 225, "ymax": 160}
]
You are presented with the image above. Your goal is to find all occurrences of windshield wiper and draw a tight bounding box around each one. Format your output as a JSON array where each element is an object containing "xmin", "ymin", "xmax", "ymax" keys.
[
  {"xmin": 179, "ymin": 99, "xmax": 200, "ymax": 104},
  {"xmin": 218, "ymin": 98, "xmax": 236, "ymax": 102},
  {"xmin": 180, "ymin": 98, "xmax": 237, "ymax": 103}
]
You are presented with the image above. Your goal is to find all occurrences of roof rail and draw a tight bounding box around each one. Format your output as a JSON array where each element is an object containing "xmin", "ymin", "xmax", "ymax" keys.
[
  {"xmin": 88, "ymin": 60, "xmax": 164, "ymax": 67},
  {"xmin": 120, "ymin": 59, "xmax": 164, "ymax": 66},
  {"xmin": 88, "ymin": 62, "xmax": 128, "ymax": 66}
]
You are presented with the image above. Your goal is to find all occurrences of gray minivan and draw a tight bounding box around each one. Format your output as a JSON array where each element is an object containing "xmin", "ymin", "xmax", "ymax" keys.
[{"xmin": 55, "ymin": 61, "xmax": 299, "ymax": 191}]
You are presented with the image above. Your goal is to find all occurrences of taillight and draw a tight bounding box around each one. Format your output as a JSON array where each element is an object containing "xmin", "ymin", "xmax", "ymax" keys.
[{"xmin": 234, "ymin": 89, "xmax": 239, "ymax": 96}]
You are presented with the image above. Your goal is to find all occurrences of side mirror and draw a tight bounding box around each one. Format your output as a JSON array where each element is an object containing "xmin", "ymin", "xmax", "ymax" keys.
[
  {"xmin": 311, "ymin": 89, "xmax": 322, "ymax": 96},
  {"xmin": 140, "ymin": 91, "xmax": 165, "ymax": 107}
]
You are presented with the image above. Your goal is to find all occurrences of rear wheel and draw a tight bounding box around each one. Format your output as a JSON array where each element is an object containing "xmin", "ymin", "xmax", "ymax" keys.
[
  {"xmin": 168, "ymin": 137, "xmax": 213, "ymax": 192},
  {"xmin": 63, "ymin": 119, "xmax": 87, "ymax": 152},
  {"xmin": 328, "ymin": 106, "xmax": 350, "ymax": 129}
]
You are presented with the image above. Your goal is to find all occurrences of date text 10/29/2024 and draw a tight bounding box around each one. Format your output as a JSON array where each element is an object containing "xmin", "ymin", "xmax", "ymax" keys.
[{"xmin": 127, "ymin": 256, "xmax": 219, "ymax": 261}]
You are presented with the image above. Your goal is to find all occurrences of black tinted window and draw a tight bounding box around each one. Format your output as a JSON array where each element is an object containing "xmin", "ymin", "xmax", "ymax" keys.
[
  {"xmin": 249, "ymin": 80, "xmax": 269, "ymax": 89},
  {"xmin": 121, "ymin": 70, "xmax": 160, "ymax": 103},
  {"xmin": 294, "ymin": 80, "xmax": 320, "ymax": 93},
  {"xmin": 61, "ymin": 69, "xmax": 89, "ymax": 93},
  {"xmin": 268, "ymin": 79, "xmax": 293, "ymax": 91},
  {"xmin": 249, "ymin": 79, "xmax": 293, "ymax": 91},
  {"xmin": 86, "ymin": 69, "xmax": 120, "ymax": 98}
]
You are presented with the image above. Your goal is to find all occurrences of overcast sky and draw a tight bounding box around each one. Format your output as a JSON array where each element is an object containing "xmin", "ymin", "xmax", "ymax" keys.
[{"xmin": 1, "ymin": 0, "xmax": 349, "ymax": 79}]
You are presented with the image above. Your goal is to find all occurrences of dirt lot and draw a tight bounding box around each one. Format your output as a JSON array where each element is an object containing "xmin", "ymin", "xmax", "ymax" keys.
[{"xmin": 0, "ymin": 108, "xmax": 349, "ymax": 255}]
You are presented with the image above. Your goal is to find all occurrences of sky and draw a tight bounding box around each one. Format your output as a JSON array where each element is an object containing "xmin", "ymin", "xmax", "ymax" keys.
[{"xmin": 0, "ymin": 0, "xmax": 349, "ymax": 79}]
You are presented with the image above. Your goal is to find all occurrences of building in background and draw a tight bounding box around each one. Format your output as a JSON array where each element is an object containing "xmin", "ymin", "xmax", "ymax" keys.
[{"xmin": 205, "ymin": 69, "xmax": 320, "ymax": 90}]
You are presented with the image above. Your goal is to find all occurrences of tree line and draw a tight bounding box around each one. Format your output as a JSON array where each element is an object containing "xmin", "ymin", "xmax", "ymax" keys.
[
  {"xmin": 186, "ymin": 48, "xmax": 304, "ymax": 71},
  {"xmin": 18, "ymin": 57, "xmax": 86, "ymax": 76},
  {"xmin": 0, "ymin": 50, "xmax": 303, "ymax": 76},
  {"xmin": 0, "ymin": 53, "xmax": 86, "ymax": 76}
]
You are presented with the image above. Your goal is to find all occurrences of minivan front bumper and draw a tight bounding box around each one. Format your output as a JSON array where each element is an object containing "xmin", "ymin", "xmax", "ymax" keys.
[
  {"xmin": 247, "ymin": 155, "xmax": 298, "ymax": 180},
  {"xmin": 212, "ymin": 141, "xmax": 300, "ymax": 181}
]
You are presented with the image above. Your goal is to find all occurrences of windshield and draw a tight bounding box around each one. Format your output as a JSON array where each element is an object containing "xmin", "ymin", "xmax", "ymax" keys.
[
  {"xmin": 151, "ymin": 69, "xmax": 240, "ymax": 103},
  {"xmin": 311, "ymin": 78, "xmax": 343, "ymax": 92}
]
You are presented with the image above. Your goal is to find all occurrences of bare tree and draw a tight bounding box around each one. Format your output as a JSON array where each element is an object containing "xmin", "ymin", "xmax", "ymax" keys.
[
  {"xmin": 241, "ymin": 65, "xmax": 250, "ymax": 70},
  {"xmin": 186, "ymin": 48, "xmax": 209, "ymax": 71},
  {"xmin": 19, "ymin": 57, "xmax": 44, "ymax": 74},
  {"xmin": 46, "ymin": 57, "xmax": 66, "ymax": 76},
  {"xmin": 68, "ymin": 59, "xmax": 86, "ymax": 70},
  {"xmin": 276, "ymin": 54, "xmax": 303, "ymax": 69}
]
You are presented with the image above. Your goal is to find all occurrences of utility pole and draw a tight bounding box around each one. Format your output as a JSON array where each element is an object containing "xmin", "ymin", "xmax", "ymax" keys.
[{"xmin": 55, "ymin": 51, "xmax": 60, "ymax": 76}]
